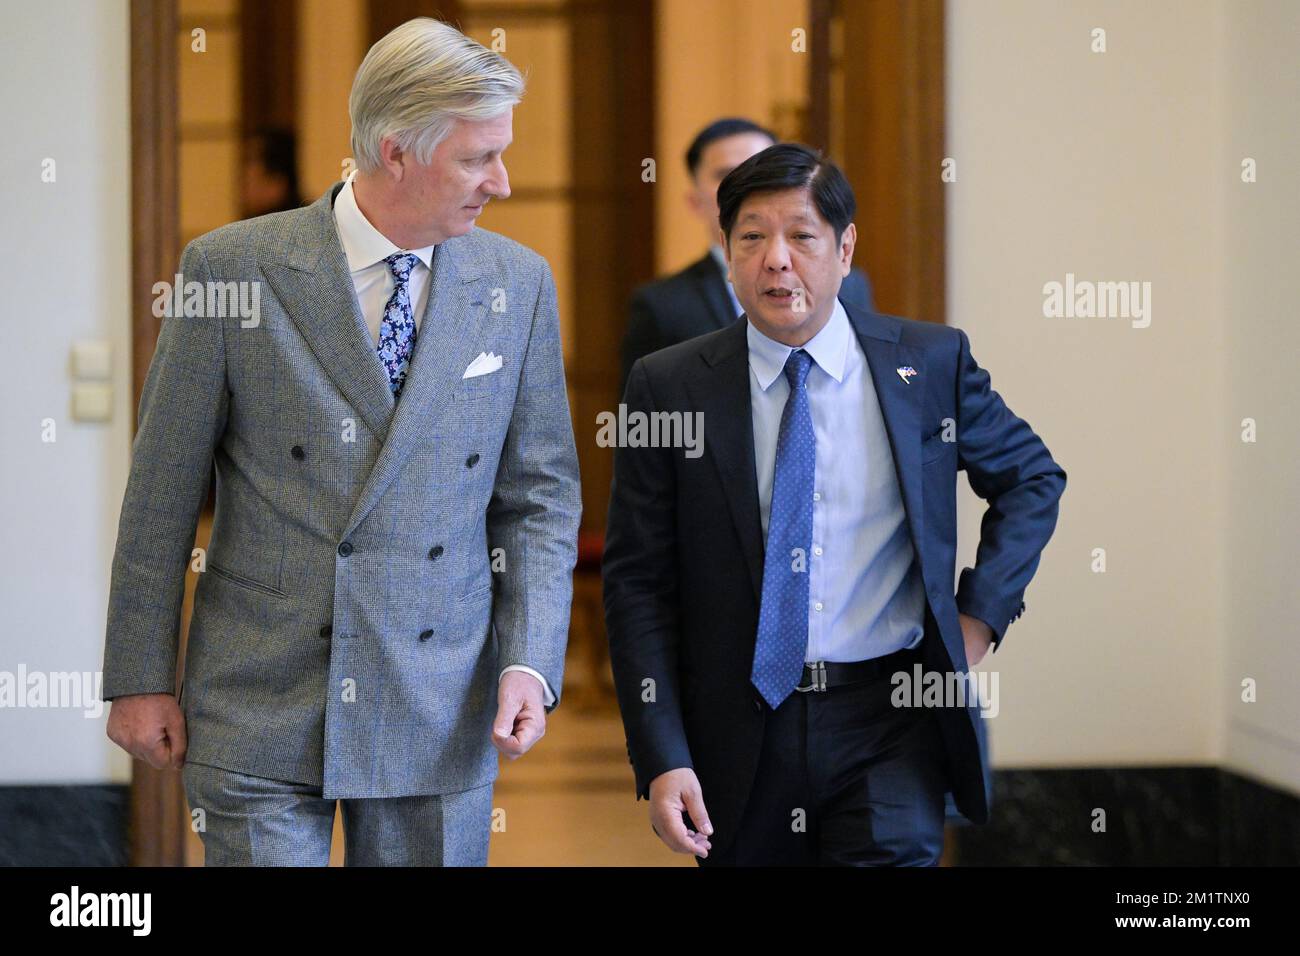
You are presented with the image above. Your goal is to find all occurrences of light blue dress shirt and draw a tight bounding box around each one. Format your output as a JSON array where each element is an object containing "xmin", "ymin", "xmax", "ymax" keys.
[{"xmin": 747, "ymin": 298, "xmax": 926, "ymax": 663}]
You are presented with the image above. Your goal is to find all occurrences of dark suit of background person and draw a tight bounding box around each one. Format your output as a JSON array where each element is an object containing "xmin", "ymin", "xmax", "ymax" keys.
[
  {"xmin": 620, "ymin": 251, "xmax": 874, "ymax": 395},
  {"xmin": 603, "ymin": 144, "xmax": 1066, "ymax": 866}
]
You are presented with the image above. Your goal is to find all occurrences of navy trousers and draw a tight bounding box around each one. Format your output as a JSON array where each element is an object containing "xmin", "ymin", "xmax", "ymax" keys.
[{"xmin": 698, "ymin": 648, "xmax": 951, "ymax": 866}]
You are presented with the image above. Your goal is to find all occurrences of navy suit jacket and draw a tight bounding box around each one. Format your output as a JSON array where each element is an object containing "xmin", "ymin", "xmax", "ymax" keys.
[
  {"xmin": 602, "ymin": 299, "xmax": 1066, "ymax": 850},
  {"xmin": 621, "ymin": 253, "xmax": 874, "ymax": 396}
]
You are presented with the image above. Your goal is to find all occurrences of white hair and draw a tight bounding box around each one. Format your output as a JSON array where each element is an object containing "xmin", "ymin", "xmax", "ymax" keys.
[{"xmin": 349, "ymin": 18, "xmax": 525, "ymax": 174}]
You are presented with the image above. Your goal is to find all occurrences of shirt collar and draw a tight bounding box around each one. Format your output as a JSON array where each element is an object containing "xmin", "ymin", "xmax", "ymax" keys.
[
  {"xmin": 746, "ymin": 296, "xmax": 851, "ymax": 390},
  {"xmin": 333, "ymin": 171, "xmax": 436, "ymax": 274}
]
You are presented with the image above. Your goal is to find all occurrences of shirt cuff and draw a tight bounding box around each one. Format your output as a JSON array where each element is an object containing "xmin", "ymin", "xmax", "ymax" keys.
[{"xmin": 499, "ymin": 665, "xmax": 557, "ymax": 708}]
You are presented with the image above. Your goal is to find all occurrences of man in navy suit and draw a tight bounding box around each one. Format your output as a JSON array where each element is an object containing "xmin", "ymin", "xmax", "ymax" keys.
[
  {"xmin": 603, "ymin": 144, "xmax": 1065, "ymax": 865},
  {"xmin": 620, "ymin": 119, "xmax": 874, "ymax": 395}
]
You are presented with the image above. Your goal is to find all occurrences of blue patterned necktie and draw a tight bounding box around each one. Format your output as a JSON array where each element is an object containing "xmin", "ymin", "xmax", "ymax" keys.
[
  {"xmin": 751, "ymin": 348, "xmax": 816, "ymax": 709},
  {"xmin": 377, "ymin": 252, "xmax": 420, "ymax": 396}
]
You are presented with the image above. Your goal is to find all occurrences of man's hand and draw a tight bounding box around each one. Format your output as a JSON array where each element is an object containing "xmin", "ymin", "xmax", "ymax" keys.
[
  {"xmin": 492, "ymin": 671, "xmax": 547, "ymax": 760},
  {"xmin": 106, "ymin": 692, "xmax": 187, "ymax": 769},
  {"xmin": 959, "ymin": 612, "xmax": 994, "ymax": 668},
  {"xmin": 648, "ymin": 767, "xmax": 713, "ymax": 858}
]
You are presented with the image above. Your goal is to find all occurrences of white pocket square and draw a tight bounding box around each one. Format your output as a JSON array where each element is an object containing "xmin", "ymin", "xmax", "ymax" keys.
[{"xmin": 462, "ymin": 351, "xmax": 503, "ymax": 379}]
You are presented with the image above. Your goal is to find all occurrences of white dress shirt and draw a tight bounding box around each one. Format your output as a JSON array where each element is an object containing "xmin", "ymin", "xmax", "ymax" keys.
[
  {"xmin": 332, "ymin": 172, "xmax": 556, "ymax": 707},
  {"xmin": 747, "ymin": 298, "xmax": 926, "ymax": 663}
]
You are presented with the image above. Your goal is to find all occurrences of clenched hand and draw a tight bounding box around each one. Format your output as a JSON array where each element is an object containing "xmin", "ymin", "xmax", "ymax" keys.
[
  {"xmin": 492, "ymin": 670, "xmax": 547, "ymax": 760},
  {"xmin": 106, "ymin": 692, "xmax": 187, "ymax": 769}
]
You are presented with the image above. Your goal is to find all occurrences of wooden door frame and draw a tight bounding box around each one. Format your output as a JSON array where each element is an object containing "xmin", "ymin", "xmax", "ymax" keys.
[
  {"xmin": 829, "ymin": 0, "xmax": 946, "ymax": 326},
  {"xmin": 128, "ymin": 0, "xmax": 185, "ymax": 867}
]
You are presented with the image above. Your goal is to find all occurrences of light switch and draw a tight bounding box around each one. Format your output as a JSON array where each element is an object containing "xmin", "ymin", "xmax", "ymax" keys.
[
  {"xmin": 72, "ymin": 382, "xmax": 112, "ymax": 422},
  {"xmin": 72, "ymin": 340, "xmax": 112, "ymax": 380}
]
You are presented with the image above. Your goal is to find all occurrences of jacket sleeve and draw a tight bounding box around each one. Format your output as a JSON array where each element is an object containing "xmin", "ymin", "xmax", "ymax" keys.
[
  {"xmin": 952, "ymin": 327, "xmax": 1066, "ymax": 649},
  {"xmin": 102, "ymin": 240, "xmax": 229, "ymax": 700},
  {"xmin": 486, "ymin": 261, "xmax": 582, "ymax": 713},
  {"xmin": 602, "ymin": 359, "xmax": 694, "ymax": 799}
]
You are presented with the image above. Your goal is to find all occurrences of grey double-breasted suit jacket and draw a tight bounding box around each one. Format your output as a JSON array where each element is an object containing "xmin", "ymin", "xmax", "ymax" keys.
[{"xmin": 102, "ymin": 182, "xmax": 582, "ymax": 799}]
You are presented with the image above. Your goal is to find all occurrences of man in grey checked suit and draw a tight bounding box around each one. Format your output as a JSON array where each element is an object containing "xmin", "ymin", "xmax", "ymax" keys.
[{"xmin": 101, "ymin": 18, "xmax": 581, "ymax": 866}]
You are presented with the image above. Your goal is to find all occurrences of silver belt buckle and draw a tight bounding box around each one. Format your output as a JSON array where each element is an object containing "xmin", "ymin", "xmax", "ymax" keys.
[{"xmin": 795, "ymin": 661, "xmax": 827, "ymax": 693}]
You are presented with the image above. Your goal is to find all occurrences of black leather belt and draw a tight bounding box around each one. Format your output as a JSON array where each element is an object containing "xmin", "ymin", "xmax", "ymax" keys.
[{"xmin": 794, "ymin": 646, "xmax": 921, "ymax": 693}]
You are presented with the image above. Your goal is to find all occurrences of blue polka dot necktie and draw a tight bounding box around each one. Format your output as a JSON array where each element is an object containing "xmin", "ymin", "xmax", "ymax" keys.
[
  {"xmin": 377, "ymin": 252, "xmax": 420, "ymax": 396},
  {"xmin": 751, "ymin": 348, "xmax": 816, "ymax": 710}
]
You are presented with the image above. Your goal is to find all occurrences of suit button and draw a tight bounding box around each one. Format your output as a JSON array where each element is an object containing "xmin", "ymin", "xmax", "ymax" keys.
[
  {"xmin": 338, "ymin": 541, "xmax": 353, "ymax": 557},
  {"xmin": 466, "ymin": 453, "xmax": 480, "ymax": 468},
  {"xmin": 319, "ymin": 624, "xmax": 332, "ymax": 638},
  {"xmin": 429, "ymin": 545, "xmax": 444, "ymax": 560},
  {"xmin": 291, "ymin": 445, "xmax": 305, "ymax": 460},
  {"xmin": 418, "ymin": 629, "xmax": 434, "ymax": 642}
]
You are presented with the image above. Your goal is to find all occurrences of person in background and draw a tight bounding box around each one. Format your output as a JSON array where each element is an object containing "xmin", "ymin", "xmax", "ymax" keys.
[
  {"xmin": 241, "ymin": 127, "xmax": 303, "ymax": 218},
  {"xmin": 620, "ymin": 117, "xmax": 875, "ymax": 394}
]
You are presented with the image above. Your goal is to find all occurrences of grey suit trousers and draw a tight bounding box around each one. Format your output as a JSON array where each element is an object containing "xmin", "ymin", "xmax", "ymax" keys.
[{"xmin": 182, "ymin": 760, "xmax": 494, "ymax": 866}]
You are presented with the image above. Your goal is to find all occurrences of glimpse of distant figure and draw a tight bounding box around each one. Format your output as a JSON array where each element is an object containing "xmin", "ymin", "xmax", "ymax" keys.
[
  {"xmin": 620, "ymin": 117, "xmax": 875, "ymax": 395},
  {"xmin": 241, "ymin": 127, "xmax": 303, "ymax": 218}
]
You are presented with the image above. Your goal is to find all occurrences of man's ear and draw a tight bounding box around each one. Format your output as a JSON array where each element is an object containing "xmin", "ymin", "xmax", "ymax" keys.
[
  {"xmin": 839, "ymin": 222, "xmax": 857, "ymax": 274},
  {"xmin": 378, "ymin": 136, "xmax": 406, "ymax": 181}
]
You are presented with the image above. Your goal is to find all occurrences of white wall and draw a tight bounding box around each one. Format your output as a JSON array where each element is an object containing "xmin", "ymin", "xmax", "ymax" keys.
[
  {"xmin": 947, "ymin": 0, "xmax": 1297, "ymax": 796},
  {"xmin": 1220, "ymin": 1, "xmax": 1300, "ymax": 794},
  {"xmin": 0, "ymin": 0, "xmax": 133, "ymax": 784}
]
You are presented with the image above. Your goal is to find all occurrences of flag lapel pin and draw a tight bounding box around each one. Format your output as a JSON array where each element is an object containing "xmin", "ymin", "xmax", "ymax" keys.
[{"xmin": 896, "ymin": 365, "xmax": 918, "ymax": 384}]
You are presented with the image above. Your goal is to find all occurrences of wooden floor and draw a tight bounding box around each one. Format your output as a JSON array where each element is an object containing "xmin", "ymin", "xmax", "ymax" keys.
[{"xmin": 487, "ymin": 703, "xmax": 695, "ymax": 866}]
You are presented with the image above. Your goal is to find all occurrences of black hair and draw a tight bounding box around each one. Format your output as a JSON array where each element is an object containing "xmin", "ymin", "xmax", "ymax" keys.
[
  {"xmin": 684, "ymin": 117, "xmax": 776, "ymax": 178},
  {"xmin": 717, "ymin": 142, "xmax": 856, "ymax": 244}
]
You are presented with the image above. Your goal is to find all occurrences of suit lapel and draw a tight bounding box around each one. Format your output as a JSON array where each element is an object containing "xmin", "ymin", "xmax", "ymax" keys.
[
  {"xmin": 263, "ymin": 184, "xmax": 396, "ymax": 442},
  {"xmin": 692, "ymin": 320, "xmax": 765, "ymax": 602},
  {"xmin": 844, "ymin": 301, "xmax": 928, "ymax": 561},
  {"xmin": 342, "ymin": 235, "xmax": 490, "ymax": 535}
]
